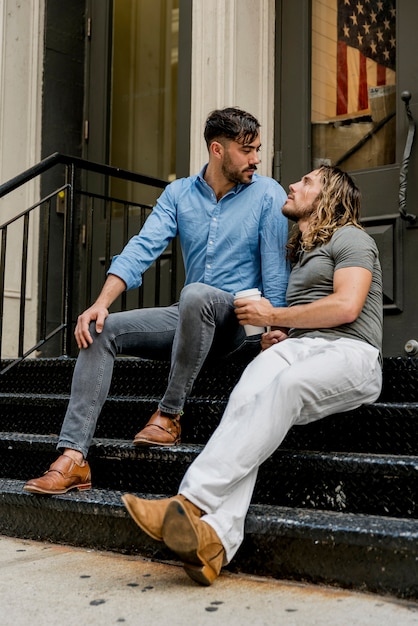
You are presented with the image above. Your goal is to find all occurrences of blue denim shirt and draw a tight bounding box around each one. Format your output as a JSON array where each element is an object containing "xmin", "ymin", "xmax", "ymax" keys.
[{"xmin": 108, "ymin": 167, "xmax": 290, "ymax": 306}]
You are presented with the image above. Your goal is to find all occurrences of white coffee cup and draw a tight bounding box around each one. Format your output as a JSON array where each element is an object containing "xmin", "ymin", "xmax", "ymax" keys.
[{"xmin": 234, "ymin": 288, "xmax": 265, "ymax": 336}]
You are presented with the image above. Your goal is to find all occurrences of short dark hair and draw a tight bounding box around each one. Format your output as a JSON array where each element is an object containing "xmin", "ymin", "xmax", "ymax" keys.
[{"xmin": 204, "ymin": 107, "xmax": 260, "ymax": 147}]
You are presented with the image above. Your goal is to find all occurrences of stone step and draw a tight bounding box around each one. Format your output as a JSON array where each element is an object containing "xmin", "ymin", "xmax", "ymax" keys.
[
  {"xmin": 1, "ymin": 392, "xmax": 417, "ymax": 452},
  {"xmin": 1, "ymin": 433, "xmax": 418, "ymax": 519},
  {"xmin": 1, "ymin": 477, "xmax": 418, "ymax": 600}
]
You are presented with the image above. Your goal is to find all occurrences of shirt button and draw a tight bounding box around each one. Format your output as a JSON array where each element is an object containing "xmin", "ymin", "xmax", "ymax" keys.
[
  {"xmin": 213, "ymin": 217, "xmax": 217, "ymax": 221},
  {"xmin": 207, "ymin": 264, "xmax": 211, "ymax": 268},
  {"xmin": 209, "ymin": 240, "xmax": 213, "ymax": 245}
]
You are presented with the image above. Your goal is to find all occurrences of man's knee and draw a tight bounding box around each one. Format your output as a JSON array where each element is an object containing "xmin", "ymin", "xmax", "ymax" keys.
[
  {"xmin": 89, "ymin": 311, "xmax": 122, "ymax": 340},
  {"xmin": 178, "ymin": 284, "xmax": 236, "ymax": 331},
  {"xmin": 179, "ymin": 283, "xmax": 217, "ymax": 308}
]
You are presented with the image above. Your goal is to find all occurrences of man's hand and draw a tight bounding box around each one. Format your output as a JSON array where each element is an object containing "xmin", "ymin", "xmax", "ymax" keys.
[
  {"xmin": 261, "ymin": 329, "xmax": 288, "ymax": 350},
  {"xmin": 74, "ymin": 274, "xmax": 127, "ymax": 349},
  {"xmin": 74, "ymin": 304, "xmax": 109, "ymax": 349},
  {"xmin": 261, "ymin": 328, "xmax": 289, "ymax": 351},
  {"xmin": 234, "ymin": 296, "xmax": 275, "ymax": 328}
]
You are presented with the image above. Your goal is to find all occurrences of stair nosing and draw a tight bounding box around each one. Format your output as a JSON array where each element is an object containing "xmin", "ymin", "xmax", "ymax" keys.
[
  {"xmin": 2, "ymin": 477, "xmax": 418, "ymax": 546},
  {"xmin": 1, "ymin": 432, "xmax": 418, "ymax": 467}
]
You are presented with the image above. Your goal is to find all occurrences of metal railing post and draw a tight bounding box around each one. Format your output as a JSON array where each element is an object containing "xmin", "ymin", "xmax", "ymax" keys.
[{"xmin": 62, "ymin": 163, "xmax": 76, "ymax": 356}]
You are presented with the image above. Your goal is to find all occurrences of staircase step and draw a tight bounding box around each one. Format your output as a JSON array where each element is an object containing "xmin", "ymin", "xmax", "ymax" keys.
[
  {"xmin": 1, "ymin": 477, "xmax": 417, "ymax": 599},
  {"xmin": 2, "ymin": 433, "xmax": 418, "ymax": 518},
  {"xmin": 281, "ymin": 401, "xmax": 418, "ymax": 455},
  {"xmin": 378, "ymin": 355, "xmax": 418, "ymax": 402},
  {"xmin": 1, "ymin": 392, "xmax": 418, "ymax": 452},
  {"xmin": 0, "ymin": 357, "xmax": 247, "ymax": 397},
  {"xmin": 0, "ymin": 393, "xmax": 224, "ymax": 443},
  {"xmin": 1, "ymin": 355, "xmax": 418, "ymax": 402}
]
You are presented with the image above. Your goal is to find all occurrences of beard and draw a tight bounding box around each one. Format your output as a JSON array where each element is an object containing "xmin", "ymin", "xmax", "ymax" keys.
[
  {"xmin": 282, "ymin": 203, "xmax": 299, "ymax": 222},
  {"xmin": 221, "ymin": 153, "xmax": 256, "ymax": 185},
  {"xmin": 282, "ymin": 199, "xmax": 317, "ymax": 223}
]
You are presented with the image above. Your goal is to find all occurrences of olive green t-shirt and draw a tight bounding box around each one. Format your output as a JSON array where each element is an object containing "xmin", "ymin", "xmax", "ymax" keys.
[{"xmin": 286, "ymin": 226, "xmax": 383, "ymax": 352}]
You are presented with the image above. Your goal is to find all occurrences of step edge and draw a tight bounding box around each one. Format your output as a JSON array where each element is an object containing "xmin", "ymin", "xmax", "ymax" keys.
[
  {"xmin": 1, "ymin": 478, "xmax": 418, "ymax": 547},
  {"xmin": 1, "ymin": 432, "xmax": 417, "ymax": 466}
]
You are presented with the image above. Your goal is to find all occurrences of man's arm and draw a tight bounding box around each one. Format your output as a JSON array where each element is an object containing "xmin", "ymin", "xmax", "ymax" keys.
[
  {"xmin": 74, "ymin": 181, "xmax": 180, "ymax": 349},
  {"xmin": 235, "ymin": 266, "xmax": 372, "ymax": 329},
  {"xmin": 108, "ymin": 183, "xmax": 178, "ymax": 291},
  {"xmin": 259, "ymin": 182, "xmax": 290, "ymax": 307},
  {"xmin": 74, "ymin": 274, "xmax": 127, "ymax": 349}
]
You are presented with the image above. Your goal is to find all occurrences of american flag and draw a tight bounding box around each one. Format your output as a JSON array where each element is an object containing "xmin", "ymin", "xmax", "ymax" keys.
[{"xmin": 337, "ymin": 0, "xmax": 396, "ymax": 115}]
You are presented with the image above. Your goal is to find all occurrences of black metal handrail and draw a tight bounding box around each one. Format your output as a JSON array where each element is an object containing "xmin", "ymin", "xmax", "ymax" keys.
[
  {"xmin": 398, "ymin": 91, "xmax": 417, "ymax": 225},
  {"xmin": 0, "ymin": 152, "xmax": 167, "ymax": 199},
  {"xmin": 0, "ymin": 153, "xmax": 170, "ymax": 375}
]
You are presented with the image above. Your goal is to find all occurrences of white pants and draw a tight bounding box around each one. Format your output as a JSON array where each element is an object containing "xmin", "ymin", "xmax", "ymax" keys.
[{"xmin": 179, "ymin": 337, "xmax": 382, "ymax": 562}]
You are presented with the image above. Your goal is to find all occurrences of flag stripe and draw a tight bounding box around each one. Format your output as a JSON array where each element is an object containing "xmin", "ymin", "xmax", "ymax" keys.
[
  {"xmin": 377, "ymin": 64, "xmax": 386, "ymax": 86},
  {"xmin": 359, "ymin": 52, "xmax": 368, "ymax": 111},
  {"xmin": 337, "ymin": 40, "xmax": 348, "ymax": 115}
]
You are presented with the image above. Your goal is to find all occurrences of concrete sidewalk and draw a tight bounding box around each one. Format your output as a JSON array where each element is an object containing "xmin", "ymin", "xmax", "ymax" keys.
[{"xmin": 1, "ymin": 535, "xmax": 418, "ymax": 626}]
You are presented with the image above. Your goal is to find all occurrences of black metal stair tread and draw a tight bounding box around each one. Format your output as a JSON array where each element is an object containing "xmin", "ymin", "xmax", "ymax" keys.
[
  {"xmin": 0, "ymin": 392, "xmax": 233, "ymax": 403},
  {"xmin": 247, "ymin": 502, "xmax": 418, "ymax": 547},
  {"xmin": 1, "ymin": 355, "xmax": 417, "ymax": 404},
  {"xmin": 0, "ymin": 393, "xmax": 241, "ymax": 402},
  {"xmin": 2, "ymin": 394, "xmax": 418, "ymax": 420},
  {"xmin": 1, "ymin": 477, "xmax": 418, "ymax": 547},
  {"xmin": 0, "ymin": 357, "xmax": 245, "ymax": 398},
  {"xmin": 2, "ymin": 433, "xmax": 416, "ymax": 520},
  {"xmin": 0, "ymin": 432, "xmax": 202, "ymax": 456},
  {"xmin": 1, "ymin": 432, "xmax": 418, "ymax": 469},
  {"xmin": 0, "ymin": 393, "xmax": 158, "ymax": 401}
]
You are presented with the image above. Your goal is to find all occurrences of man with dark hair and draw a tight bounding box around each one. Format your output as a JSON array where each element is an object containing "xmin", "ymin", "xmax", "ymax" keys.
[
  {"xmin": 121, "ymin": 165, "xmax": 383, "ymax": 587},
  {"xmin": 24, "ymin": 107, "xmax": 289, "ymax": 495}
]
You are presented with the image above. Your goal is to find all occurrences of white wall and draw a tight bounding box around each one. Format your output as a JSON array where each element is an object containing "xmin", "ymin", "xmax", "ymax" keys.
[
  {"xmin": 189, "ymin": 0, "xmax": 276, "ymax": 176},
  {"xmin": 0, "ymin": 0, "xmax": 44, "ymax": 358}
]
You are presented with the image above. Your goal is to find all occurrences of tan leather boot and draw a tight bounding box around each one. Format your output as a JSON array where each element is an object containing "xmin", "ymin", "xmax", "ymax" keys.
[
  {"xmin": 162, "ymin": 499, "xmax": 225, "ymax": 586},
  {"xmin": 122, "ymin": 493, "xmax": 202, "ymax": 541}
]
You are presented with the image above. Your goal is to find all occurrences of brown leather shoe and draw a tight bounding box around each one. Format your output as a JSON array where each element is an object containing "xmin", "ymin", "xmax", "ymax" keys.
[
  {"xmin": 121, "ymin": 493, "xmax": 203, "ymax": 541},
  {"xmin": 133, "ymin": 409, "xmax": 181, "ymax": 446},
  {"xmin": 162, "ymin": 499, "xmax": 225, "ymax": 586},
  {"xmin": 23, "ymin": 455, "xmax": 91, "ymax": 495}
]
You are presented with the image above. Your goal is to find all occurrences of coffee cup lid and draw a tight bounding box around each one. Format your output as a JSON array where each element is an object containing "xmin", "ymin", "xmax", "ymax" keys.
[{"xmin": 234, "ymin": 288, "xmax": 261, "ymax": 298}]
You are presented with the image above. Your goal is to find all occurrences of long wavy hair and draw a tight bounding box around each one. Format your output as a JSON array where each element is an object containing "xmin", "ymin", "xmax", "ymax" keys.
[{"xmin": 286, "ymin": 165, "xmax": 363, "ymax": 263}]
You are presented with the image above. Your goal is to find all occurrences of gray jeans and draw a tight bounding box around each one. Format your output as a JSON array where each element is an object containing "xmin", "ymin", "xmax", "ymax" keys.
[{"xmin": 58, "ymin": 283, "xmax": 261, "ymax": 457}]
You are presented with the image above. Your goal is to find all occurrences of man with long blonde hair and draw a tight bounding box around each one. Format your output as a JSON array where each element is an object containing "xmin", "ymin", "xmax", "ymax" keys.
[
  {"xmin": 286, "ymin": 165, "xmax": 363, "ymax": 262},
  {"xmin": 122, "ymin": 165, "xmax": 383, "ymax": 587}
]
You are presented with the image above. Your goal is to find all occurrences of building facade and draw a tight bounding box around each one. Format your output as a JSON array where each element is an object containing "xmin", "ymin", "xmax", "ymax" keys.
[{"xmin": 1, "ymin": 0, "xmax": 417, "ymax": 357}]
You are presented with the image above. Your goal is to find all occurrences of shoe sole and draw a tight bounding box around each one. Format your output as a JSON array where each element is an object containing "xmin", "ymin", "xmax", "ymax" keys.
[
  {"xmin": 162, "ymin": 500, "xmax": 216, "ymax": 586},
  {"xmin": 132, "ymin": 438, "xmax": 181, "ymax": 446},
  {"xmin": 182, "ymin": 563, "xmax": 216, "ymax": 586},
  {"xmin": 23, "ymin": 482, "xmax": 91, "ymax": 495}
]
